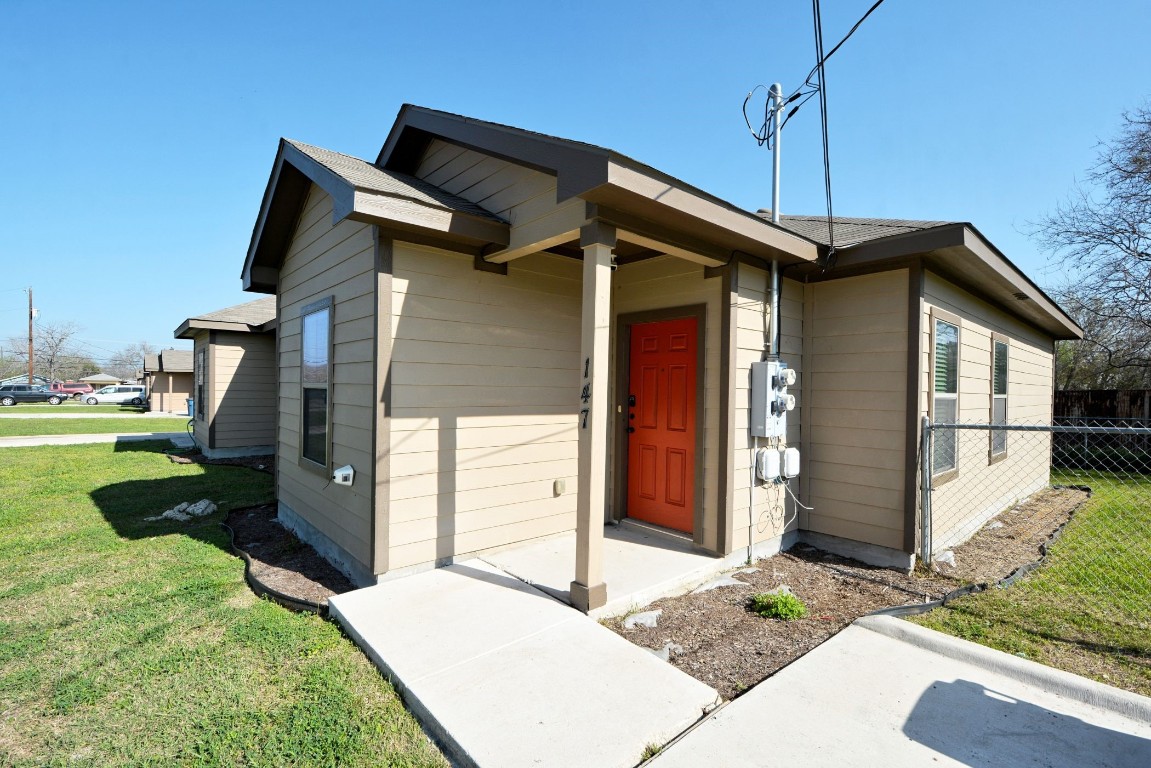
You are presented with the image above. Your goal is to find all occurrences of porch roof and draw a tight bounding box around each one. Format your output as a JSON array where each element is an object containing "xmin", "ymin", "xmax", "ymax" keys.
[{"xmin": 175, "ymin": 296, "xmax": 278, "ymax": 339}]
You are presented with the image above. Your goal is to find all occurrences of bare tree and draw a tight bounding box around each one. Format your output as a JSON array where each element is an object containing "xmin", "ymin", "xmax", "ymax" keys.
[
  {"xmin": 107, "ymin": 341, "xmax": 157, "ymax": 381},
  {"xmin": 1037, "ymin": 103, "xmax": 1151, "ymax": 387},
  {"xmin": 4, "ymin": 322, "xmax": 86, "ymax": 382}
]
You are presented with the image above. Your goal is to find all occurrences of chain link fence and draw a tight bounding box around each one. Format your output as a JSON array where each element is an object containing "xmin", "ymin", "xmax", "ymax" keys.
[{"xmin": 921, "ymin": 419, "xmax": 1150, "ymax": 631}]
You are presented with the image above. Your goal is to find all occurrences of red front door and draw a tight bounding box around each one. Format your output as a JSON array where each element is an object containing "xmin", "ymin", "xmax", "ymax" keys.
[{"xmin": 626, "ymin": 317, "xmax": 697, "ymax": 533}]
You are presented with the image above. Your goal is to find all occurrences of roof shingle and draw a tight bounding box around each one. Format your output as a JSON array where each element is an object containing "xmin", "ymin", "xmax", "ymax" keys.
[{"xmin": 285, "ymin": 139, "xmax": 505, "ymax": 223}]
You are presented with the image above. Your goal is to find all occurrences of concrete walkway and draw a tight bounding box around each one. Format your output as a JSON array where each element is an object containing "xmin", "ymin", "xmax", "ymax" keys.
[
  {"xmin": 329, "ymin": 559, "xmax": 720, "ymax": 768},
  {"xmin": 653, "ymin": 615, "xmax": 1151, "ymax": 768},
  {"xmin": 0, "ymin": 433, "xmax": 193, "ymax": 448},
  {"xmin": 333, "ymin": 565, "xmax": 1151, "ymax": 768}
]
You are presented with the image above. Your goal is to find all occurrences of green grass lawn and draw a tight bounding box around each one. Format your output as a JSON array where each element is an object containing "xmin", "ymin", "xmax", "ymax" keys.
[
  {"xmin": 912, "ymin": 470, "xmax": 1151, "ymax": 697},
  {"xmin": 0, "ymin": 442, "xmax": 446, "ymax": 767},
  {"xmin": 2, "ymin": 402, "xmax": 155, "ymax": 415},
  {"xmin": 0, "ymin": 418, "xmax": 192, "ymax": 437}
]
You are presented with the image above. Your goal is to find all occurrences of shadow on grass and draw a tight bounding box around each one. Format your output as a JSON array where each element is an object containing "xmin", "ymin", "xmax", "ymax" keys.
[{"xmin": 90, "ymin": 441, "xmax": 273, "ymax": 554}]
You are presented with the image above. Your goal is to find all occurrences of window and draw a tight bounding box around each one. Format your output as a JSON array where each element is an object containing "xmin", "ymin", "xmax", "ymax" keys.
[
  {"xmin": 195, "ymin": 349, "xmax": 206, "ymax": 420},
  {"xmin": 300, "ymin": 298, "xmax": 332, "ymax": 468},
  {"xmin": 932, "ymin": 315, "xmax": 959, "ymax": 476},
  {"xmin": 991, "ymin": 336, "xmax": 1008, "ymax": 458}
]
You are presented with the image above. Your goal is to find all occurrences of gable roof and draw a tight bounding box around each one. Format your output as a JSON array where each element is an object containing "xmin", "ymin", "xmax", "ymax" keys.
[
  {"xmin": 769, "ymin": 214, "xmax": 956, "ymax": 247},
  {"xmin": 772, "ymin": 213, "xmax": 1081, "ymax": 339},
  {"xmin": 376, "ymin": 104, "xmax": 820, "ymax": 267},
  {"xmin": 175, "ymin": 296, "xmax": 277, "ymax": 339},
  {"xmin": 242, "ymin": 138, "xmax": 512, "ymax": 292},
  {"xmin": 143, "ymin": 349, "xmax": 193, "ymax": 373}
]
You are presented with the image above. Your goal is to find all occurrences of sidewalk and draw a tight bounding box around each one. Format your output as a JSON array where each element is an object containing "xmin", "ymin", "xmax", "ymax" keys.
[
  {"xmin": 652, "ymin": 615, "xmax": 1151, "ymax": 767},
  {"xmin": 329, "ymin": 559, "xmax": 720, "ymax": 768},
  {"xmin": 332, "ymin": 565, "xmax": 1151, "ymax": 768},
  {"xmin": 0, "ymin": 433, "xmax": 193, "ymax": 448}
]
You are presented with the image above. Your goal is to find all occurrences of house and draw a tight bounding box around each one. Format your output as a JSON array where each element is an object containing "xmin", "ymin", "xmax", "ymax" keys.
[
  {"xmin": 142, "ymin": 349, "xmax": 193, "ymax": 413},
  {"xmin": 0, "ymin": 374, "xmax": 49, "ymax": 387},
  {"xmin": 238, "ymin": 105, "xmax": 1081, "ymax": 611},
  {"xmin": 80, "ymin": 373, "xmax": 121, "ymax": 386},
  {"xmin": 174, "ymin": 297, "xmax": 277, "ymax": 458}
]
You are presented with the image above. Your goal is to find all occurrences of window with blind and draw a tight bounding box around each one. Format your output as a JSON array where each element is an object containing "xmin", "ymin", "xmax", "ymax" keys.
[
  {"xmin": 991, "ymin": 337, "xmax": 1008, "ymax": 457},
  {"xmin": 932, "ymin": 317, "xmax": 959, "ymax": 475},
  {"xmin": 195, "ymin": 349, "xmax": 206, "ymax": 420},
  {"xmin": 300, "ymin": 298, "xmax": 332, "ymax": 469}
]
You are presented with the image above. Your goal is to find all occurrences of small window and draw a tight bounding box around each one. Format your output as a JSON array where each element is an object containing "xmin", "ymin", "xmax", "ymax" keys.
[
  {"xmin": 300, "ymin": 298, "xmax": 332, "ymax": 468},
  {"xmin": 195, "ymin": 349, "xmax": 206, "ymax": 420},
  {"xmin": 991, "ymin": 337, "xmax": 1008, "ymax": 458},
  {"xmin": 932, "ymin": 316, "xmax": 959, "ymax": 476}
]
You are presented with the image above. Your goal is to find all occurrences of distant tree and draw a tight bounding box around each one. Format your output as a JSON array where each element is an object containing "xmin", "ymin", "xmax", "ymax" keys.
[
  {"xmin": 1052, "ymin": 286, "xmax": 1151, "ymax": 389},
  {"xmin": 1037, "ymin": 103, "xmax": 1151, "ymax": 388},
  {"xmin": 4, "ymin": 322, "xmax": 86, "ymax": 383},
  {"xmin": 107, "ymin": 341, "xmax": 157, "ymax": 381}
]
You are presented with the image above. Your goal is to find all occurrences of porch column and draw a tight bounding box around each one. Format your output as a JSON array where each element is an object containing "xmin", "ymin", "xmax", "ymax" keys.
[{"xmin": 571, "ymin": 221, "xmax": 615, "ymax": 613}]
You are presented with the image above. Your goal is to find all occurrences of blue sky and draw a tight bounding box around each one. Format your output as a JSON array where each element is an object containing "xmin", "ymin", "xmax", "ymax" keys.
[{"xmin": 1, "ymin": 0, "xmax": 1148, "ymax": 363}]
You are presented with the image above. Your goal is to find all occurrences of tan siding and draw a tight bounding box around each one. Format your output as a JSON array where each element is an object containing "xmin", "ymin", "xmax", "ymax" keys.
[
  {"xmin": 729, "ymin": 268, "xmax": 804, "ymax": 552},
  {"xmin": 277, "ymin": 185, "xmax": 377, "ymax": 572},
  {"xmin": 148, "ymin": 371, "xmax": 192, "ymax": 413},
  {"xmin": 387, "ymin": 245, "xmax": 582, "ymax": 571},
  {"xmin": 803, "ymin": 270, "xmax": 909, "ymax": 549},
  {"xmin": 922, "ymin": 272, "xmax": 1055, "ymax": 551},
  {"xmin": 210, "ymin": 332, "xmax": 276, "ymax": 449}
]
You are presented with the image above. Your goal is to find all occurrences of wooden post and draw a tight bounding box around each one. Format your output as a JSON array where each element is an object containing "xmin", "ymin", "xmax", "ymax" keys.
[{"xmin": 570, "ymin": 221, "xmax": 614, "ymax": 613}]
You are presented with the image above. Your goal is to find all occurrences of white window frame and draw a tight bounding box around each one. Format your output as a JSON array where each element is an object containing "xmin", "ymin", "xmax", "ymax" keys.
[
  {"xmin": 300, "ymin": 296, "xmax": 333, "ymax": 473},
  {"xmin": 930, "ymin": 309, "xmax": 961, "ymax": 482}
]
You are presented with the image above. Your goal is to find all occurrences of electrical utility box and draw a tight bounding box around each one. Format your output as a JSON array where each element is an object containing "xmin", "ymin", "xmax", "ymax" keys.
[{"xmin": 750, "ymin": 360, "xmax": 796, "ymax": 439}]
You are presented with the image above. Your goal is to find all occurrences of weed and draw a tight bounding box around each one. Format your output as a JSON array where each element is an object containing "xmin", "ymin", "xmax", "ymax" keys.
[
  {"xmin": 750, "ymin": 591, "xmax": 808, "ymax": 620},
  {"xmin": 641, "ymin": 742, "xmax": 663, "ymax": 761}
]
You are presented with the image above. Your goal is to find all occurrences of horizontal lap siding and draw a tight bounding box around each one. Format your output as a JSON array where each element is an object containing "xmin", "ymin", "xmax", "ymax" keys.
[
  {"xmin": 388, "ymin": 245, "xmax": 581, "ymax": 570},
  {"xmin": 278, "ymin": 185, "xmax": 377, "ymax": 571},
  {"xmin": 804, "ymin": 270, "xmax": 909, "ymax": 551},
  {"xmin": 923, "ymin": 272, "xmax": 1055, "ymax": 551},
  {"xmin": 732, "ymin": 268, "xmax": 803, "ymax": 551},
  {"xmin": 211, "ymin": 332, "xmax": 276, "ymax": 448}
]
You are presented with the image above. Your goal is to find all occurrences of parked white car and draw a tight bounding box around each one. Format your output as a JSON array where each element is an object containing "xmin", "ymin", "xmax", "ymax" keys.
[{"xmin": 84, "ymin": 385, "xmax": 147, "ymax": 405}]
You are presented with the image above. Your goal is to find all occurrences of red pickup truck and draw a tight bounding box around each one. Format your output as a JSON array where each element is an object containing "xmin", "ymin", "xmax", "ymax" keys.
[{"xmin": 50, "ymin": 381, "xmax": 95, "ymax": 399}]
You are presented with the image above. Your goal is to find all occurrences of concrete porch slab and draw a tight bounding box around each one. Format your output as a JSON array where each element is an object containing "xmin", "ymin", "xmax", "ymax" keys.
[
  {"xmin": 481, "ymin": 523, "xmax": 744, "ymax": 618},
  {"xmin": 329, "ymin": 558, "xmax": 719, "ymax": 768}
]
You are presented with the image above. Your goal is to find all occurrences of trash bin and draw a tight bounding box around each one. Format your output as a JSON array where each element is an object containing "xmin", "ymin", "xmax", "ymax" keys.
[{"xmin": 186, "ymin": 399, "xmax": 194, "ymax": 418}]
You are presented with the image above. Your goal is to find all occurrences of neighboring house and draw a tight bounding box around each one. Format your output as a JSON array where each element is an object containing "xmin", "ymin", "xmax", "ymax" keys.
[
  {"xmin": 80, "ymin": 373, "xmax": 121, "ymax": 386},
  {"xmin": 238, "ymin": 105, "xmax": 1082, "ymax": 610},
  {"xmin": 0, "ymin": 374, "xmax": 50, "ymax": 387},
  {"xmin": 142, "ymin": 349, "xmax": 193, "ymax": 413},
  {"xmin": 174, "ymin": 297, "xmax": 277, "ymax": 458}
]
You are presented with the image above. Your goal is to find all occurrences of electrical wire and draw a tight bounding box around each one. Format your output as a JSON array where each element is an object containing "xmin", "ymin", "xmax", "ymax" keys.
[{"xmin": 812, "ymin": 0, "xmax": 838, "ymax": 269}]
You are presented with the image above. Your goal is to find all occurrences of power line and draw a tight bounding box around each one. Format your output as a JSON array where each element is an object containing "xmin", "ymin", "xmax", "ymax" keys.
[{"xmin": 812, "ymin": 0, "xmax": 837, "ymax": 267}]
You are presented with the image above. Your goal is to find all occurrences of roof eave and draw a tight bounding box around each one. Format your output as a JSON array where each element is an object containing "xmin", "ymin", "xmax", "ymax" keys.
[
  {"xmin": 784, "ymin": 223, "xmax": 1082, "ymax": 340},
  {"xmin": 242, "ymin": 138, "xmax": 511, "ymax": 294}
]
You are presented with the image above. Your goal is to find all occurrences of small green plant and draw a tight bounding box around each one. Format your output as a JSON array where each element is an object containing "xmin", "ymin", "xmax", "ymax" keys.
[
  {"xmin": 641, "ymin": 742, "xmax": 663, "ymax": 761},
  {"xmin": 750, "ymin": 591, "xmax": 807, "ymax": 620}
]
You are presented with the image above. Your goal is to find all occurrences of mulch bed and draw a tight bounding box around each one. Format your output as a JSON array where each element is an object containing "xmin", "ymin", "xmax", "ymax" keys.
[
  {"xmin": 606, "ymin": 486, "xmax": 1087, "ymax": 700},
  {"xmin": 224, "ymin": 503, "xmax": 355, "ymax": 607}
]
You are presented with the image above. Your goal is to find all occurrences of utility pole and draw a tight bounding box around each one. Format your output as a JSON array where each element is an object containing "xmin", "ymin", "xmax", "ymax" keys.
[{"xmin": 26, "ymin": 287, "xmax": 33, "ymax": 384}]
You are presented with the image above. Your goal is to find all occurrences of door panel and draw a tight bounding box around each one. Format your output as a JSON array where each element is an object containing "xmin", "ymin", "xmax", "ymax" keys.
[{"xmin": 626, "ymin": 316, "xmax": 698, "ymax": 533}]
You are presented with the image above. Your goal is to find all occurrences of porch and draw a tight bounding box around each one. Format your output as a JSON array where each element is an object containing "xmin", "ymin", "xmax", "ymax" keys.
[{"xmin": 481, "ymin": 521, "xmax": 789, "ymax": 619}]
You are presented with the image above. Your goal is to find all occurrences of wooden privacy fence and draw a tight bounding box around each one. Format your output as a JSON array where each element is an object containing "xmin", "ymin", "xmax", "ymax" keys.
[{"xmin": 1055, "ymin": 389, "xmax": 1151, "ymax": 421}]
